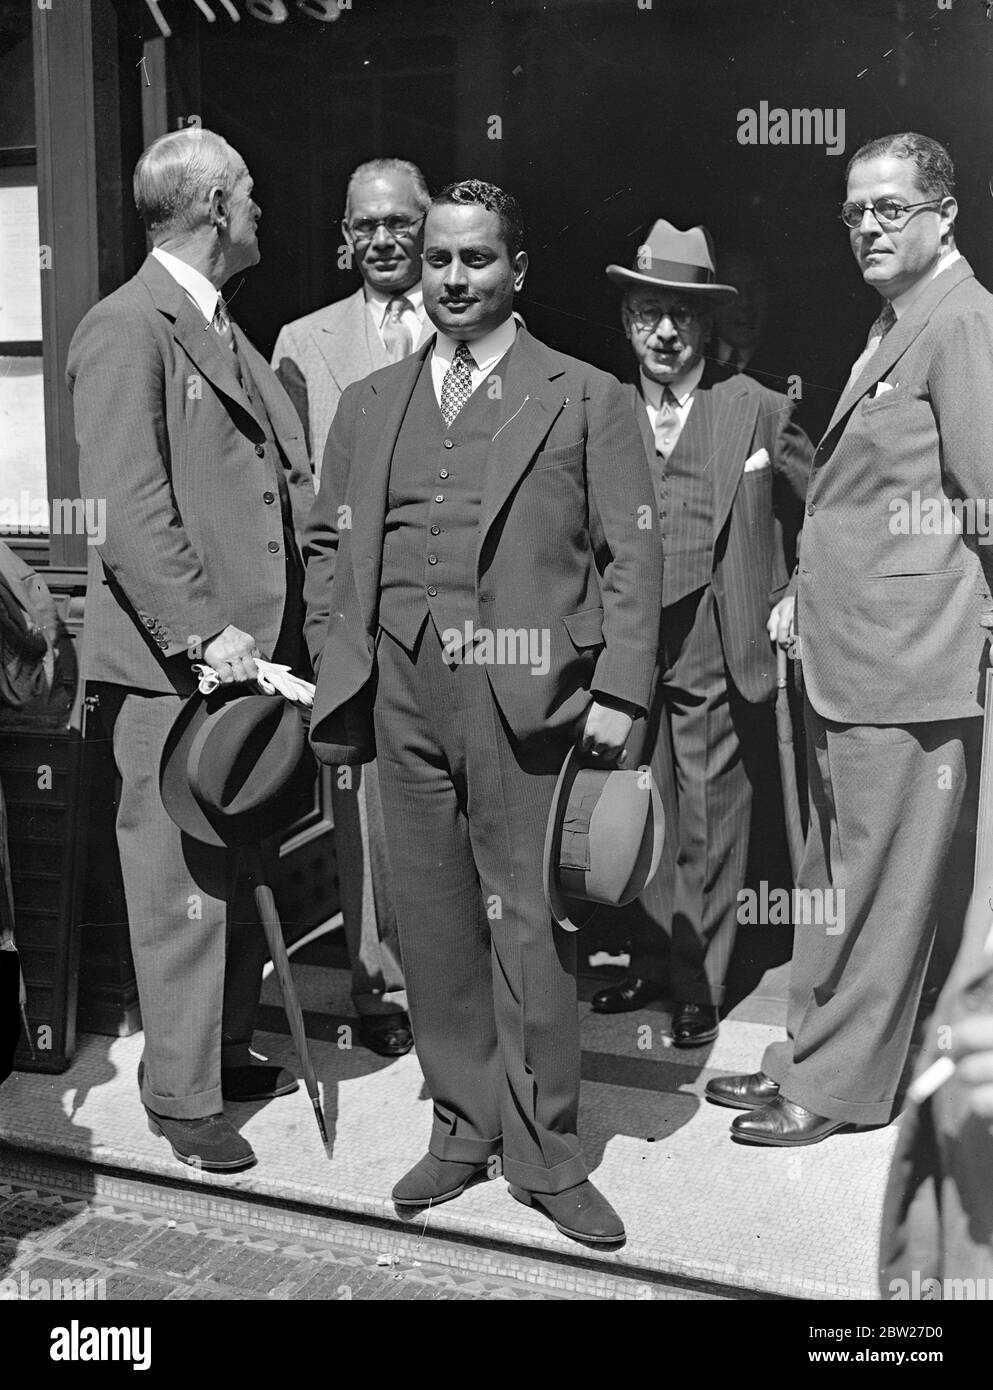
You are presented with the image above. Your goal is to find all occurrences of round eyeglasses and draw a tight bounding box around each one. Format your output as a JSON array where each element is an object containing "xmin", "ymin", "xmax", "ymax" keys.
[
  {"xmin": 839, "ymin": 197, "xmax": 944, "ymax": 230},
  {"xmin": 628, "ymin": 304, "xmax": 700, "ymax": 333},
  {"xmin": 344, "ymin": 214, "xmax": 426, "ymax": 244}
]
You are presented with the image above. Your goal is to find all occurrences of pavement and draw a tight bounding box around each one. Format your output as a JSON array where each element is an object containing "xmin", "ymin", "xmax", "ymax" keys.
[{"xmin": 0, "ymin": 930, "xmax": 904, "ymax": 1301}]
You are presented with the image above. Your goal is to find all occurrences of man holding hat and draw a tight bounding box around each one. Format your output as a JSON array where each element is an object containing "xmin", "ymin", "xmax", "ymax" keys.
[
  {"xmin": 67, "ymin": 129, "xmax": 314, "ymax": 1172},
  {"xmin": 593, "ymin": 220, "xmax": 811, "ymax": 1045},
  {"xmin": 303, "ymin": 179, "xmax": 661, "ymax": 1244}
]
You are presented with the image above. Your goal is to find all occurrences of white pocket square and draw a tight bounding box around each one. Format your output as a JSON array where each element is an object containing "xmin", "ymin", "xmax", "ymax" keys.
[
  {"xmin": 871, "ymin": 381, "xmax": 895, "ymax": 397},
  {"xmin": 743, "ymin": 448, "xmax": 771, "ymax": 473}
]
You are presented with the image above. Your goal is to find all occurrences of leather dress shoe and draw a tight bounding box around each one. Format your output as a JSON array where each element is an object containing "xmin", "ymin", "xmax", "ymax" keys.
[
  {"xmin": 590, "ymin": 977, "xmax": 665, "ymax": 1014},
  {"xmin": 146, "ymin": 1109, "xmax": 257, "ymax": 1171},
  {"xmin": 509, "ymin": 1179, "xmax": 625, "ymax": 1246},
  {"xmin": 392, "ymin": 1153, "xmax": 490, "ymax": 1208},
  {"xmin": 705, "ymin": 1070, "xmax": 780, "ymax": 1111},
  {"xmin": 730, "ymin": 1096, "xmax": 848, "ymax": 1147},
  {"xmin": 222, "ymin": 1065, "xmax": 299, "ymax": 1102},
  {"xmin": 358, "ymin": 1012, "xmax": 414, "ymax": 1057},
  {"xmin": 672, "ymin": 1002, "xmax": 719, "ymax": 1048}
]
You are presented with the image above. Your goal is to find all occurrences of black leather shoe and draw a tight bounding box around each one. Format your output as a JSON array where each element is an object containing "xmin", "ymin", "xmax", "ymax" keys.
[
  {"xmin": 590, "ymin": 977, "xmax": 665, "ymax": 1014},
  {"xmin": 358, "ymin": 1012, "xmax": 414, "ymax": 1057},
  {"xmin": 392, "ymin": 1153, "xmax": 490, "ymax": 1208},
  {"xmin": 672, "ymin": 1002, "xmax": 719, "ymax": 1048},
  {"xmin": 222, "ymin": 1065, "xmax": 299, "ymax": 1102},
  {"xmin": 705, "ymin": 1071, "xmax": 780, "ymax": 1111},
  {"xmin": 730, "ymin": 1096, "xmax": 848, "ymax": 1147},
  {"xmin": 509, "ymin": 1180, "xmax": 625, "ymax": 1246},
  {"xmin": 146, "ymin": 1110, "xmax": 257, "ymax": 1171}
]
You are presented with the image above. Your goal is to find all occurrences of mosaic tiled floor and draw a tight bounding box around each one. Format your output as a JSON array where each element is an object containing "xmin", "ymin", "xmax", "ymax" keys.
[{"xmin": 0, "ymin": 958, "xmax": 901, "ymax": 1300}]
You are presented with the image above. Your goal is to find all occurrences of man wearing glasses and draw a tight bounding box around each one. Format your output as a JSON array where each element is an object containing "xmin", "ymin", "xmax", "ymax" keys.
[
  {"xmin": 709, "ymin": 132, "xmax": 993, "ymax": 1145},
  {"xmin": 273, "ymin": 158, "xmax": 432, "ymax": 1059},
  {"xmin": 595, "ymin": 221, "xmax": 810, "ymax": 1046}
]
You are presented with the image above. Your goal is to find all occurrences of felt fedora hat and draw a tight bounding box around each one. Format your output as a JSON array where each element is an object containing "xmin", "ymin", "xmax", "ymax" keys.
[
  {"xmin": 606, "ymin": 219, "xmax": 738, "ymax": 303},
  {"xmin": 543, "ymin": 747, "xmax": 665, "ymax": 933},
  {"xmin": 160, "ymin": 688, "xmax": 317, "ymax": 849}
]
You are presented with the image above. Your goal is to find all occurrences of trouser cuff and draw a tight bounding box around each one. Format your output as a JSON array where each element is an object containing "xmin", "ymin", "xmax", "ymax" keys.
[
  {"xmin": 502, "ymin": 1149, "xmax": 588, "ymax": 1195},
  {"xmin": 353, "ymin": 991, "xmax": 409, "ymax": 1017},
  {"xmin": 141, "ymin": 1075, "xmax": 222, "ymax": 1121},
  {"xmin": 764, "ymin": 1065, "xmax": 898, "ymax": 1126}
]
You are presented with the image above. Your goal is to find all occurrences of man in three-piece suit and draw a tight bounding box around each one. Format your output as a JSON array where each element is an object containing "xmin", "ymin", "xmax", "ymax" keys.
[
  {"xmin": 709, "ymin": 132, "xmax": 993, "ymax": 1145},
  {"xmin": 67, "ymin": 129, "xmax": 314, "ymax": 1171},
  {"xmin": 272, "ymin": 158, "xmax": 433, "ymax": 1058},
  {"xmin": 303, "ymin": 180, "xmax": 662, "ymax": 1244},
  {"xmin": 592, "ymin": 221, "xmax": 811, "ymax": 1044}
]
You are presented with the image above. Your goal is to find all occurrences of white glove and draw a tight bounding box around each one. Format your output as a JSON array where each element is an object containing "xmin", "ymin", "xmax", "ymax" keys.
[{"xmin": 192, "ymin": 660, "xmax": 315, "ymax": 707}]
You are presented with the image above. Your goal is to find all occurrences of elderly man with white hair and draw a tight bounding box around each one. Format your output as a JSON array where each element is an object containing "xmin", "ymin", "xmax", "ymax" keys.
[{"xmin": 67, "ymin": 128, "xmax": 315, "ymax": 1172}]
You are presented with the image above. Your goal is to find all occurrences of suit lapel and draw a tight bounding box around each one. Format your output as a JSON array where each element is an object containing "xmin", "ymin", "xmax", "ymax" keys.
[
  {"xmin": 700, "ymin": 376, "xmax": 757, "ymax": 538},
  {"xmin": 349, "ymin": 345, "xmax": 431, "ymax": 628},
  {"xmin": 824, "ymin": 257, "xmax": 975, "ymax": 439},
  {"xmin": 235, "ymin": 327, "xmax": 308, "ymax": 455},
  {"xmin": 478, "ymin": 328, "xmax": 568, "ymax": 552},
  {"xmin": 313, "ymin": 289, "xmax": 386, "ymax": 391},
  {"xmin": 625, "ymin": 381, "xmax": 655, "ymax": 462}
]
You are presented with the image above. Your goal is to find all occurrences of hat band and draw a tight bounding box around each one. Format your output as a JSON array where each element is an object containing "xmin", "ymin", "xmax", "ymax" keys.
[{"xmin": 637, "ymin": 257, "xmax": 714, "ymax": 285}]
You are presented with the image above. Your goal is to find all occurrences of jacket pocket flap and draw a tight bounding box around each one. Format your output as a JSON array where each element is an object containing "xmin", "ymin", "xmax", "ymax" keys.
[{"xmin": 562, "ymin": 605, "xmax": 605, "ymax": 647}]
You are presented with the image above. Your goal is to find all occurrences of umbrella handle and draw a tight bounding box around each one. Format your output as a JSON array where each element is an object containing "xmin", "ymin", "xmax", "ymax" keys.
[{"xmin": 776, "ymin": 644, "xmax": 788, "ymax": 689}]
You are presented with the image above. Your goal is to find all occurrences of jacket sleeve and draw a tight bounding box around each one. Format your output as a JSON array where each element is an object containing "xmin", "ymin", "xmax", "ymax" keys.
[
  {"xmin": 301, "ymin": 383, "xmax": 360, "ymax": 674},
  {"xmin": 66, "ymin": 301, "xmax": 228, "ymax": 659},
  {"xmin": 770, "ymin": 396, "xmax": 813, "ymax": 600},
  {"xmin": 271, "ymin": 324, "xmax": 312, "ymax": 461},
  {"xmin": 584, "ymin": 374, "xmax": 663, "ymax": 714}
]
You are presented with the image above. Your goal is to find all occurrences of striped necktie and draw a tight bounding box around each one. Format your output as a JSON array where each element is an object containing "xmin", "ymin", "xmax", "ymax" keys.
[{"xmin": 654, "ymin": 387, "xmax": 681, "ymax": 462}]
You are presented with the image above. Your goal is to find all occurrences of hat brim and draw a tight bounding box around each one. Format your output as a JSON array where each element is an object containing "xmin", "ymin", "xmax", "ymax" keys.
[
  {"xmin": 160, "ymin": 689, "xmax": 315, "ymax": 849},
  {"xmin": 606, "ymin": 264, "xmax": 738, "ymax": 305},
  {"xmin": 542, "ymin": 745, "xmax": 605, "ymax": 933}
]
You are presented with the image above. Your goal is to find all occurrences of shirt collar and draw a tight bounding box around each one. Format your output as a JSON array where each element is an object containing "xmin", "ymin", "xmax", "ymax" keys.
[
  {"xmin": 890, "ymin": 248, "xmax": 961, "ymax": 320},
  {"xmin": 364, "ymin": 282, "xmax": 424, "ymax": 317},
  {"xmin": 639, "ymin": 357, "xmax": 705, "ymax": 411},
  {"xmin": 433, "ymin": 315, "xmax": 518, "ymax": 374},
  {"xmin": 151, "ymin": 246, "xmax": 220, "ymax": 325}
]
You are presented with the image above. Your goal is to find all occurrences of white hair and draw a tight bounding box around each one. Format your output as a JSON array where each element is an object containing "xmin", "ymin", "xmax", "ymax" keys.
[
  {"xmin": 133, "ymin": 127, "xmax": 241, "ymax": 238},
  {"xmin": 344, "ymin": 158, "xmax": 430, "ymax": 219}
]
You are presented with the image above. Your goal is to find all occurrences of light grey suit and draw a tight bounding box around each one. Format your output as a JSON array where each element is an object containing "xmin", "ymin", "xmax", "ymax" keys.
[{"xmin": 273, "ymin": 286, "xmax": 427, "ymax": 1017}]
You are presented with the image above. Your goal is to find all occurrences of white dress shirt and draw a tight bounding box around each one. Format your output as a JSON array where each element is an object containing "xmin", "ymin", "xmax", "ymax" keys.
[
  {"xmin": 639, "ymin": 359, "xmax": 705, "ymax": 453},
  {"xmin": 890, "ymin": 247, "xmax": 961, "ymax": 320},
  {"xmin": 430, "ymin": 316, "xmax": 519, "ymax": 407},
  {"xmin": 151, "ymin": 245, "xmax": 222, "ymax": 324},
  {"xmin": 365, "ymin": 283, "xmax": 427, "ymax": 349}
]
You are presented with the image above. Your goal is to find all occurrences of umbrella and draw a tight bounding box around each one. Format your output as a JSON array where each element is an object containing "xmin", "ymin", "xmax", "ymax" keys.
[
  {"xmin": 775, "ymin": 645, "xmax": 806, "ymax": 880},
  {"xmin": 244, "ymin": 847, "xmax": 330, "ymax": 1155}
]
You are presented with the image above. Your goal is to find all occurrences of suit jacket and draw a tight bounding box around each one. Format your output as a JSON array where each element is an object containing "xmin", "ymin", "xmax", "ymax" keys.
[
  {"xmin": 303, "ymin": 326, "xmax": 663, "ymax": 764},
  {"xmin": 628, "ymin": 367, "xmax": 811, "ymax": 702},
  {"xmin": 272, "ymin": 287, "xmax": 431, "ymax": 477},
  {"xmin": 66, "ymin": 254, "xmax": 315, "ymax": 695},
  {"xmin": 799, "ymin": 258, "xmax": 993, "ymax": 724},
  {"xmin": 879, "ymin": 887, "xmax": 993, "ymax": 1295}
]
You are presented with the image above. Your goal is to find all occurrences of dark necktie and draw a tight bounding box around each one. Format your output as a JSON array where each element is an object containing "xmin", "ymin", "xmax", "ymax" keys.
[
  {"xmin": 441, "ymin": 341, "xmax": 477, "ymax": 426},
  {"xmin": 845, "ymin": 300, "xmax": 897, "ymax": 392}
]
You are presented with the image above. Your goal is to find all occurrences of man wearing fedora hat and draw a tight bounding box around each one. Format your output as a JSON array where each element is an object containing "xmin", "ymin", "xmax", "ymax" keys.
[
  {"xmin": 67, "ymin": 129, "xmax": 314, "ymax": 1172},
  {"xmin": 592, "ymin": 219, "xmax": 811, "ymax": 1046},
  {"xmin": 303, "ymin": 179, "xmax": 661, "ymax": 1244}
]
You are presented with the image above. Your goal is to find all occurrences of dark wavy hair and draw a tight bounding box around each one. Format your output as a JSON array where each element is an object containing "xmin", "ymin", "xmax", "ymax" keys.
[
  {"xmin": 846, "ymin": 132, "xmax": 955, "ymax": 199},
  {"xmin": 432, "ymin": 180, "xmax": 525, "ymax": 257}
]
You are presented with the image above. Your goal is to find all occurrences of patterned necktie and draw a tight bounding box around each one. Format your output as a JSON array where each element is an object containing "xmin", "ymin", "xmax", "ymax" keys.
[
  {"xmin": 654, "ymin": 387, "xmax": 681, "ymax": 462},
  {"xmin": 212, "ymin": 295, "xmax": 241, "ymax": 383},
  {"xmin": 382, "ymin": 296, "xmax": 414, "ymax": 362},
  {"xmin": 440, "ymin": 341, "xmax": 477, "ymax": 426},
  {"xmin": 844, "ymin": 299, "xmax": 897, "ymax": 392}
]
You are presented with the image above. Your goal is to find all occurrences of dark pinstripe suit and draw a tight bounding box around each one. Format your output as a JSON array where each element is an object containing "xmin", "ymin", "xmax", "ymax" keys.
[
  {"xmin": 620, "ymin": 366, "xmax": 811, "ymax": 1005},
  {"xmin": 67, "ymin": 255, "xmax": 314, "ymax": 1119}
]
